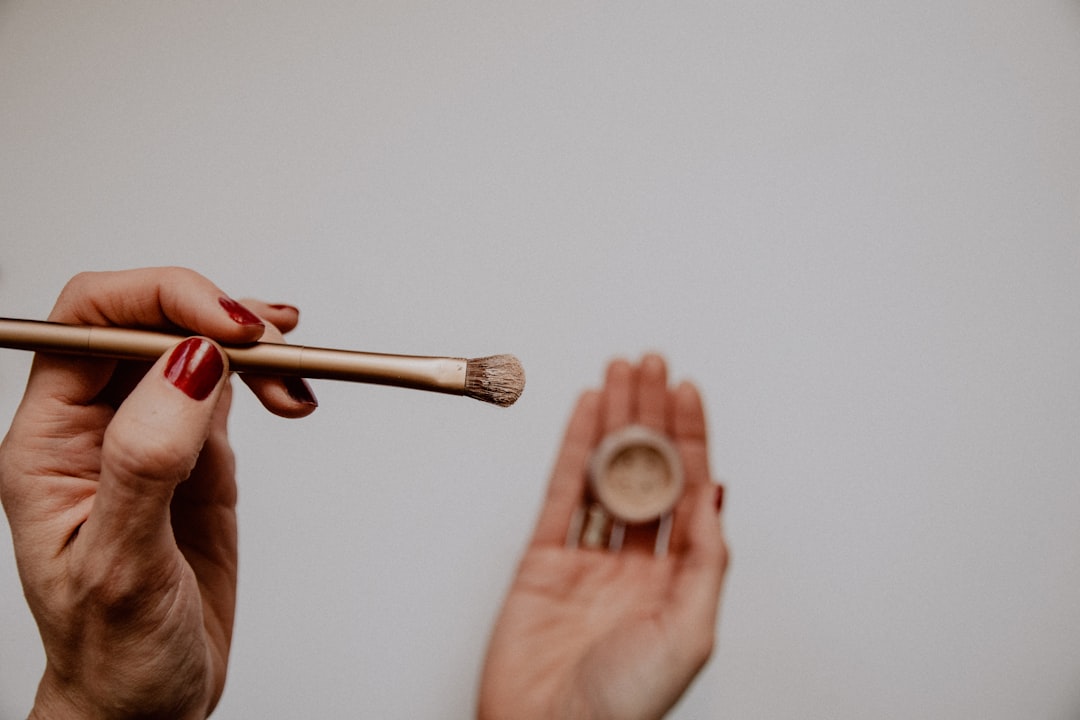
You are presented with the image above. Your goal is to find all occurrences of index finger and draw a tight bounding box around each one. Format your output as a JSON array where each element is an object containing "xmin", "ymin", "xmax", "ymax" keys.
[{"xmin": 26, "ymin": 267, "xmax": 267, "ymax": 406}]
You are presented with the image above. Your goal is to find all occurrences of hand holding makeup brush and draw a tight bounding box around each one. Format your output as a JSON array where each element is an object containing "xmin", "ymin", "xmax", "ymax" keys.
[
  {"xmin": 479, "ymin": 355, "xmax": 729, "ymax": 720},
  {"xmin": 0, "ymin": 267, "xmax": 316, "ymax": 719}
]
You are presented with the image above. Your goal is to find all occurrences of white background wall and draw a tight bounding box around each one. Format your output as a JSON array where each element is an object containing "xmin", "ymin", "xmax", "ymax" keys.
[{"xmin": 2, "ymin": 2, "xmax": 1079, "ymax": 718}]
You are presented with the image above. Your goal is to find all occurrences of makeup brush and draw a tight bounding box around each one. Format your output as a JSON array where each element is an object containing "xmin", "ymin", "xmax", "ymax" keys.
[{"xmin": 0, "ymin": 317, "xmax": 525, "ymax": 407}]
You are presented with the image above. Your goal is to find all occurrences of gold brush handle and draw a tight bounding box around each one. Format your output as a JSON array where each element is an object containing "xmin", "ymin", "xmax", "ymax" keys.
[{"xmin": 0, "ymin": 317, "xmax": 468, "ymax": 394}]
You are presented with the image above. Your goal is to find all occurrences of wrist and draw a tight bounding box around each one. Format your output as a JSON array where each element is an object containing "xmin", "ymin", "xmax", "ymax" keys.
[
  {"xmin": 30, "ymin": 668, "xmax": 210, "ymax": 720},
  {"xmin": 28, "ymin": 673, "xmax": 91, "ymax": 720},
  {"xmin": 29, "ymin": 667, "xmax": 85, "ymax": 720}
]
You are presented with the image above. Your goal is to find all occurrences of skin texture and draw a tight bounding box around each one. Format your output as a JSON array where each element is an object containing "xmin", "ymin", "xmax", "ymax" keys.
[
  {"xmin": 0, "ymin": 268, "xmax": 316, "ymax": 719},
  {"xmin": 478, "ymin": 354, "xmax": 729, "ymax": 720}
]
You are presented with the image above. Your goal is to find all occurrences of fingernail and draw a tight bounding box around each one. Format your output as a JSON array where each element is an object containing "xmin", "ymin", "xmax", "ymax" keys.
[
  {"xmin": 219, "ymin": 297, "xmax": 264, "ymax": 327},
  {"xmin": 269, "ymin": 304, "xmax": 299, "ymax": 313},
  {"xmin": 283, "ymin": 376, "xmax": 318, "ymax": 407},
  {"xmin": 165, "ymin": 338, "xmax": 224, "ymax": 401},
  {"xmin": 714, "ymin": 485, "xmax": 725, "ymax": 514}
]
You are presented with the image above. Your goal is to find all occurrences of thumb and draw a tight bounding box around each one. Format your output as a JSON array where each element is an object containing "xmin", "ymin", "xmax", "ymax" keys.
[{"xmin": 76, "ymin": 337, "xmax": 228, "ymax": 583}]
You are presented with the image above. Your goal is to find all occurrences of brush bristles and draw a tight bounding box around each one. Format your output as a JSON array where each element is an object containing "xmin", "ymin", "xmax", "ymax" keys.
[{"xmin": 465, "ymin": 354, "xmax": 525, "ymax": 407}]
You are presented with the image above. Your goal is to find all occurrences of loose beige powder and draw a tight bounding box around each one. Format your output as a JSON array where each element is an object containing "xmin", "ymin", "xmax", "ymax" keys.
[{"xmin": 589, "ymin": 425, "xmax": 684, "ymax": 523}]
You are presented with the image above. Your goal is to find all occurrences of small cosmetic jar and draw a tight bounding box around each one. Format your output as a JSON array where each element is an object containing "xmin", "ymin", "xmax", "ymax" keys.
[{"xmin": 588, "ymin": 425, "xmax": 684, "ymax": 524}]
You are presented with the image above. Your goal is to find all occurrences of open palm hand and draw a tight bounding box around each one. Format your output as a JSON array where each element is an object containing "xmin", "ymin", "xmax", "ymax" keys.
[{"xmin": 480, "ymin": 355, "xmax": 728, "ymax": 720}]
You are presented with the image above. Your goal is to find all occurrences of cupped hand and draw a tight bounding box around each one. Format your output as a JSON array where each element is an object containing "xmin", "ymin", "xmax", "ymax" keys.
[
  {"xmin": 479, "ymin": 354, "xmax": 728, "ymax": 720},
  {"xmin": 0, "ymin": 268, "xmax": 317, "ymax": 719}
]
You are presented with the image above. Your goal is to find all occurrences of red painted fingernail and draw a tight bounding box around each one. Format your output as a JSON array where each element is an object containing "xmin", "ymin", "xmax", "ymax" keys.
[
  {"xmin": 269, "ymin": 303, "xmax": 299, "ymax": 313},
  {"xmin": 714, "ymin": 485, "xmax": 725, "ymax": 514},
  {"xmin": 283, "ymin": 376, "xmax": 318, "ymax": 407},
  {"xmin": 165, "ymin": 338, "xmax": 224, "ymax": 401},
  {"xmin": 219, "ymin": 297, "xmax": 264, "ymax": 327}
]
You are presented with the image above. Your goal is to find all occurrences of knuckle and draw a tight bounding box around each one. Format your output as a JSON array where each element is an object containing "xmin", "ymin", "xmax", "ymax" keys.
[
  {"xmin": 157, "ymin": 265, "xmax": 203, "ymax": 286},
  {"xmin": 51, "ymin": 270, "xmax": 121, "ymax": 324},
  {"xmin": 62, "ymin": 270, "xmax": 101, "ymax": 292},
  {"xmin": 52, "ymin": 271, "xmax": 103, "ymax": 309},
  {"xmin": 102, "ymin": 418, "xmax": 196, "ymax": 488}
]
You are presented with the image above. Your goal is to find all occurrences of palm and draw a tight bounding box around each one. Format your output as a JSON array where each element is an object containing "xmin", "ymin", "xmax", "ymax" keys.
[{"xmin": 485, "ymin": 547, "xmax": 686, "ymax": 719}]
